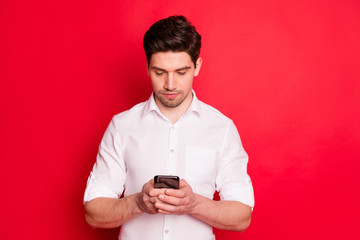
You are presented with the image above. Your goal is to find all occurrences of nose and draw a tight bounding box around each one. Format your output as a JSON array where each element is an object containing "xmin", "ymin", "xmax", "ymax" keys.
[{"xmin": 165, "ymin": 73, "xmax": 176, "ymax": 91}]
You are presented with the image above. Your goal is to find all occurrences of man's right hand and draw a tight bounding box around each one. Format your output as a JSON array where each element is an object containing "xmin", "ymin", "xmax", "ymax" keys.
[{"xmin": 136, "ymin": 179, "xmax": 166, "ymax": 214}]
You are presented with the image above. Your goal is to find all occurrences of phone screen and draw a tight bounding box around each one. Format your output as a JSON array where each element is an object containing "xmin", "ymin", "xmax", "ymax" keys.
[{"xmin": 154, "ymin": 175, "xmax": 179, "ymax": 189}]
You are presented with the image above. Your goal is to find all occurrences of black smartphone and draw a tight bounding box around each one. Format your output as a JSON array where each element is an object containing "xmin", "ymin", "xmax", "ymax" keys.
[{"xmin": 154, "ymin": 175, "xmax": 179, "ymax": 189}]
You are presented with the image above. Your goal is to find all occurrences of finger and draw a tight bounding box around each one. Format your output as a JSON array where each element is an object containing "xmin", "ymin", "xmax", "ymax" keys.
[
  {"xmin": 143, "ymin": 178, "xmax": 156, "ymax": 191},
  {"xmin": 142, "ymin": 180, "xmax": 153, "ymax": 192},
  {"xmin": 148, "ymin": 196, "xmax": 158, "ymax": 204},
  {"xmin": 164, "ymin": 187, "xmax": 190, "ymax": 198},
  {"xmin": 157, "ymin": 209, "xmax": 174, "ymax": 215},
  {"xmin": 148, "ymin": 188, "xmax": 166, "ymax": 197},
  {"xmin": 179, "ymin": 179, "xmax": 189, "ymax": 188},
  {"xmin": 158, "ymin": 194, "xmax": 183, "ymax": 206},
  {"xmin": 138, "ymin": 199, "xmax": 158, "ymax": 214},
  {"xmin": 155, "ymin": 201, "xmax": 182, "ymax": 213}
]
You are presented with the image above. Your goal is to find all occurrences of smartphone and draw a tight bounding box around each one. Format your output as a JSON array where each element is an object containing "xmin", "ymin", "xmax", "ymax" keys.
[{"xmin": 154, "ymin": 175, "xmax": 179, "ymax": 189}]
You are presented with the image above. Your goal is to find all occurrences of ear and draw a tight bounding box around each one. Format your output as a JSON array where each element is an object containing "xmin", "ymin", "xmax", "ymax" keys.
[{"xmin": 193, "ymin": 57, "xmax": 203, "ymax": 76}]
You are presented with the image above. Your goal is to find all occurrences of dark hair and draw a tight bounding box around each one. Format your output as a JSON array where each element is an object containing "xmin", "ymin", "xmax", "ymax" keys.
[{"xmin": 143, "ymin": 15, "xmax": 201, "ymax": 67}]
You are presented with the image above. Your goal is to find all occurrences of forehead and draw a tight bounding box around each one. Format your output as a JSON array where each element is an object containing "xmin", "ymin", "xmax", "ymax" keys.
[{"xmin": 149, "ymin": 51, "xmax": 193, "ymax": 70}]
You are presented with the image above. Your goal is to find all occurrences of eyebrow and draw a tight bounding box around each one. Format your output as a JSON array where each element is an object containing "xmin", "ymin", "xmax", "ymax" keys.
[{"xmin": 151, "ymin": 66, "xmax": 192, "ymax": 72}]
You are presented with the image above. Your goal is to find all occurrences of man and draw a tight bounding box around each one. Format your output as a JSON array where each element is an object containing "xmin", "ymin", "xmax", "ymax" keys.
[{"xmin": 84, "ymin": 15, "xmax": 254, "ymax": 240}]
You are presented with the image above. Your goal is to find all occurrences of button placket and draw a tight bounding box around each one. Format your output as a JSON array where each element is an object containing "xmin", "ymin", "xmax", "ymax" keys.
[
  {"xmin": 162, "ymin": 215, "xmax": 175, "ymax": 240},
  {"xmin": 162, "ymin": 126, "xmax": 177, "ymax": 239},
  {"xmin": 168, "ymin": 124, "xmax": 177, "ymax": 175}
]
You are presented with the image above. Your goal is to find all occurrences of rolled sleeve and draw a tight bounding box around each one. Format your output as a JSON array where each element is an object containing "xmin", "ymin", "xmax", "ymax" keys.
[
  {"xmin": 216, "ymin": 121, "xmax": 255, "ymax": 208},
  {"xmin": 83, "ymin": 117, "xmax": 126, "ymax": 203}
]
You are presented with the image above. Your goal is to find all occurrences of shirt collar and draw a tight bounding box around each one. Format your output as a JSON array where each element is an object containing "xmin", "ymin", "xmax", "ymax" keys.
[
  {"xmin": 143, "ymin": 90, "xmax": 201, "ymax": 118},
  {"xmin": 187, "ymin": 90, "xmax": 201, "ymax": 116}
]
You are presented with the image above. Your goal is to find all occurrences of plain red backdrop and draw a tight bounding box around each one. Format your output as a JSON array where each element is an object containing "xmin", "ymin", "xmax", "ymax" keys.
[{"xmin": 1, "ymin": 0, "xmax": 359, "ymax": 239}]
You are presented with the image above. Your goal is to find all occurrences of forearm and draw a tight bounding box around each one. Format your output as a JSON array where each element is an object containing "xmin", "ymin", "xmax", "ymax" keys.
[
  {"xmin": 189, "ymin": 194, "xmax": 252, "ymax": 232},
  {"xmin": 84, "ymin": 194, "xmax": 142, "ymax": 228}
]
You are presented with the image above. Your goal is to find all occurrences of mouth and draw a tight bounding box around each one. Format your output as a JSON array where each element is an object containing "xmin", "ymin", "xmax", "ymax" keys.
[{"xmin": 162, "ymin": 92, "xmax": 179, "ymax": 99}]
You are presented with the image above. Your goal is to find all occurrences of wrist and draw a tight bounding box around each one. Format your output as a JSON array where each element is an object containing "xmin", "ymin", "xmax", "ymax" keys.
[
  {"xmin": 128, "ymin": 193, "xmax": 144, "ymax": 215},
  {"xmin": 189, "ymin": 193, "xmax": 202, "ymax": 215}
]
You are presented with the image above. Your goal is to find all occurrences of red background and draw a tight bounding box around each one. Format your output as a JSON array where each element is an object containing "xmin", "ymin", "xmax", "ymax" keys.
[{"xmin": 1, "ymin": 0, "xmax": 359, "ymax": 239}]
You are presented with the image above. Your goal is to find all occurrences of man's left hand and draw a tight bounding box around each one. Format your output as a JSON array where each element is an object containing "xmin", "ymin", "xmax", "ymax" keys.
[{"xmin": 154, "ymin": 179, "xmax": 198, "ymax": 215}]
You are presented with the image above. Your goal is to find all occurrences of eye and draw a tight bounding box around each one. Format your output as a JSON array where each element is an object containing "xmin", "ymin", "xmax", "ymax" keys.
[
  {"xmin": 155, "ymin": 71, "xmax": 164, "ymax": 76},
  {"xmin": 177, "ymin": 71, "xmax": 186, "ymax": 75}
]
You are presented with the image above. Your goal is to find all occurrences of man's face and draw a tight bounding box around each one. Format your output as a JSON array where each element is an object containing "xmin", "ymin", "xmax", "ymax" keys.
[{"xmin": 147, "ymin": 51, "xmax": 202, "ymax": 110}]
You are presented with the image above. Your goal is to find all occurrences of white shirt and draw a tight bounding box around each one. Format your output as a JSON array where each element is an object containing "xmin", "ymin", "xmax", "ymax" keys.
[{"xmin": 84, "ymin": 91, "xmax": 255, "ymax": 240}]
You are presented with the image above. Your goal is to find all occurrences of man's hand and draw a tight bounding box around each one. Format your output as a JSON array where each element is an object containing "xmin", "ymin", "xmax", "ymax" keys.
[
  {"xmin": 136, "ymin": 179, "xmax": 166, "ymax": 214},
  {"xmin": 154, "ymin": 179, "xmax": 198, "ymax": 215}
]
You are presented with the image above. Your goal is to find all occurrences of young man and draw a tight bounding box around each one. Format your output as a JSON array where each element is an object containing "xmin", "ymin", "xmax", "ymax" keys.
[{"xmin": 84, "ymin": 15, "xmax": 254, "ymax": 240}]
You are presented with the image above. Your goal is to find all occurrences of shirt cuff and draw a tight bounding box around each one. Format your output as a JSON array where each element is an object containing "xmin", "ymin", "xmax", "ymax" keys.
[
  {"xmin": 83, "ymin": 172, "xmax": 122, "ymax": 203},
  {"xmin": 219, "ymin": 182, "xmax": 255, "ymax": 209}
]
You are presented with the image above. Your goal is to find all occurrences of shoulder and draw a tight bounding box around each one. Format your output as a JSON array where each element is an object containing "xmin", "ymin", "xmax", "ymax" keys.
[
  {"xmin": 111, "ymin": 101, "xmax": 147, "ymax": 125},
  {"xmin": 198, "ymin": 100, "xmax": 233, "ymax": 125}
]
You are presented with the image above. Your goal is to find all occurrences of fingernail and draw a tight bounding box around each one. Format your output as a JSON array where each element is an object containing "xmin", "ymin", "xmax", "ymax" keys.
[{"xmin": 159, "ymin": 194, "xmax": 164, "ymax": 200}]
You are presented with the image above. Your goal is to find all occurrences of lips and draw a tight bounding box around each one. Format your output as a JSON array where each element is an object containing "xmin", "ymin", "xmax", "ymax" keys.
[{"xmin": 162, "ymin": 93, "xmax": 179, "ymax": 99}]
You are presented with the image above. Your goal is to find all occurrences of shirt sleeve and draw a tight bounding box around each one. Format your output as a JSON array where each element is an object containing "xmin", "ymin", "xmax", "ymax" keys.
[
  {"xmin": 83, "ymin": 116, "xmax": 126, "ymax": 202},
  {"xmin": 215, "ymin": 121, "xmax": 255, "ymax": 208}
]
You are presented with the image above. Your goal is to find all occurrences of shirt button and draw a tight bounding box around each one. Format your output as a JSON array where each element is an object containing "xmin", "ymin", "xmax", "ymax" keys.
[
  {"xmin": 171, "ymin": 126, "xmax": 175, "ymax": 130},
  {"xmin": 170, "ymin": 149, "xmax": 175, "ymax": 153},
  {"xmin": 165, "ymin": 230, "xmax": 169, "ymax": 234}
]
